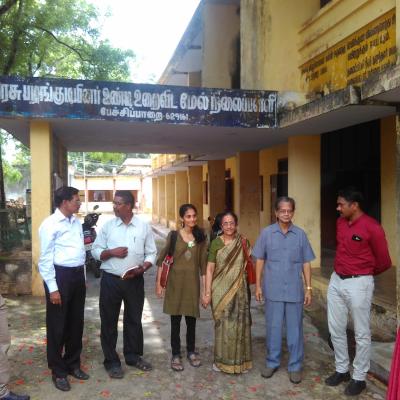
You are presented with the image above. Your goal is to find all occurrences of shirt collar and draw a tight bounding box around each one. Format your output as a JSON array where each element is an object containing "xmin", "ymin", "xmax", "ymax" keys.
[
  {"xmin": 116, "ymin": 214, "xmax": 136, "ymax": 226},
  {"xmin": 54, "ymin": 208, "xmax": 76, "ymax": 223},
  {"xmin": 272, "ymin": 222, "xmax": 296, "ymax": 234}
]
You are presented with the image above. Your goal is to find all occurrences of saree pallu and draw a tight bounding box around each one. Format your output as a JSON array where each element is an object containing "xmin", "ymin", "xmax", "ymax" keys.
[{"xmin": 212, "ymin": 235, "xmax": 252, "ymax": 373}]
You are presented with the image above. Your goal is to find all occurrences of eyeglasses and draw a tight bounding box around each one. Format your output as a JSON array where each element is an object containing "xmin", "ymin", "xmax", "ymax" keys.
[
  {"xmin": 113, "ymin": 201, "xmax": 126, "ymax": 206},
  {"xmin": 222, "ymin": 221, "xmax": 236, "ymax": 227},
  {"xmin": 277, "ymin": 209, "xmax": 294, "ymax": 215}
]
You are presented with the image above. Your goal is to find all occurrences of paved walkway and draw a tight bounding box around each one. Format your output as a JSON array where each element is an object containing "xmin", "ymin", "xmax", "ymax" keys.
[{"xmin": 4, "ymin": 233, "xmax": 387, "ymax": 399}]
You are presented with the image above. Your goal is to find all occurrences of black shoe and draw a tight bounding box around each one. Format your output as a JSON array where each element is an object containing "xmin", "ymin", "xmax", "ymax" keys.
[
  {"xmin": 325, "ymin": 371, "xmax": 351, "ymax": 386},
  {"xmin": 69, "ymin": 368, "xmax": 90, "ymax": 380},
  {"xmin": 2, "ymin": 392, "xmax": 30, "ymax": 400},
  {"xmin": 106, "ymin": 365, "xmax": 124, "ymax": 379},
  {"xmin": 344, "ymin": 379, "xmax": 366, "ymax": 396},
  {"xmin": 52, "ymin": 375, "xmax": 71, "ymax": 392}
]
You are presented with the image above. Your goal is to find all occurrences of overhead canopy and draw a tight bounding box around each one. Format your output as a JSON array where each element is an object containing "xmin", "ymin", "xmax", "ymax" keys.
[{"xmin": 0, "ymin": 75, "xmax": 397, "ymax": 161}]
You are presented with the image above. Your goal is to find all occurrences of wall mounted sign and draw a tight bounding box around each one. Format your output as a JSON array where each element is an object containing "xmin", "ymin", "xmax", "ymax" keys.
[{"xmin": 0, "ymin": 76, "xmax": 277, "ymax": 128}]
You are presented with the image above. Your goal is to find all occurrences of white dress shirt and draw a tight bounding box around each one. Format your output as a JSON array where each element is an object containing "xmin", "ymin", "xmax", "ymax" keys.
[
  {"xmin": 38, "ymin": 208, "xmax": 86, "ymax": 293},
  {"xmin": 92, "ymin": 215, "xmax": 157, "ymax": 277}
]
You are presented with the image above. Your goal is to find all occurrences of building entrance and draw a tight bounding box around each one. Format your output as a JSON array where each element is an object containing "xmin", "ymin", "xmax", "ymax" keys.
[{"xmin": 320, "ymin": 120, "xmax": 381, "ymax": 274}]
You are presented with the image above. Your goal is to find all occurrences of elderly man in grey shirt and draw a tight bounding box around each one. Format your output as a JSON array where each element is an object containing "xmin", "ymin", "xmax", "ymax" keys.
[
  {"xmin": 253, "ymin": 196, "xmax": 315, "ymax": 385},
  {"xmin": 92, "ymin": 190, "xmax": 157, "ymax": 379}
]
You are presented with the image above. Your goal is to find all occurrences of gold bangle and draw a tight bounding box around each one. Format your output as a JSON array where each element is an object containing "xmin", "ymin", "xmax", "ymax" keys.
[
  {"xmin": 205, "ymin": 293, "xmax": 210, "ymax": 297},
  {"xmin": 306, "ymin": 286, "xmax": 313, "ymax": 291}
]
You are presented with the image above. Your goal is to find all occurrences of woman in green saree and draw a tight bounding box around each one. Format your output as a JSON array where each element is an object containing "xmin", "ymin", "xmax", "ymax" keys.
[{"xmin": 202, "ymin": 211, "xmax": 252, "ymax": 374}]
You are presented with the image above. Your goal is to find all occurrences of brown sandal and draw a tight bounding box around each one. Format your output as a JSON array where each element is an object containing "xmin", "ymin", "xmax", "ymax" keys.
[{"xmin": 171, "ymin": 356, "xmax": 184, "ymax": 372}]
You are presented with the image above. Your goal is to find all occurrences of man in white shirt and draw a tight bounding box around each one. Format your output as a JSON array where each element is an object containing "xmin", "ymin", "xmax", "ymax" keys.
[
  {"xmin": 38, "ymin": 186, "xmax": 88, "ymax": 392},
  {"xmin": 92, "ymin": 190, "xmax": 157, "ymax": 379}
]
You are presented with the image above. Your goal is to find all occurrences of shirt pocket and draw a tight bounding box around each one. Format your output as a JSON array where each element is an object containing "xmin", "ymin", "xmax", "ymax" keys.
[
  {"xmin": 290, "ymin": 245, "xmax": 302, "ymax": 262},
  {"xmin": 132, "ymin": 236, "xmax": 145, "ymax": 256},
  {"xmin": 346, "ymin": 238, "xmax": 368, "ymax": 255}
]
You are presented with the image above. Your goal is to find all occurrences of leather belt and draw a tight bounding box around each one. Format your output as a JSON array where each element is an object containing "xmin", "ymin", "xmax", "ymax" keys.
[
  {"xmin": 337, "ymin": 273, "xmax": 365, "ymax": 280},
  {"xmin": 54, "ymin": 264, "xmax": 84, "ymax": 271}
]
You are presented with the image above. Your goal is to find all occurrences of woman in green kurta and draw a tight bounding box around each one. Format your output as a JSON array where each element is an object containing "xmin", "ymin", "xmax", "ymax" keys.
[
  {"xmin": 203, "ymin": 211, "xmax": 252, "ymax": 374},
  {"xmin": 156, "ymin": 204, "xmax": 207, "ymax": 372}
]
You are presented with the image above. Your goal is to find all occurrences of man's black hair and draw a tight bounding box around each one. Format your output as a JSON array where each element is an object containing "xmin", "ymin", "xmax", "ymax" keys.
[
  {"xmin": 114, "ymin": 190, "xmax": 135, "ymax": 208},
  {"xmin": 54, "ymin": 186, "xmax": 79, "ymax": 207},
  {"xmin": 337, "ymin": 187, "xmax": 364, "ymax": 209}
]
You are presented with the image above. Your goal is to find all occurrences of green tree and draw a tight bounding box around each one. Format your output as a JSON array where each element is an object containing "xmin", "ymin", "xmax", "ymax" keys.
[
  {"xmin": 68, "ymin": 152, "xmax": 127, "ymax": 174},
  {"xmin": 0, "ymin": 0, "xmax": 135, "ymax": 248}
]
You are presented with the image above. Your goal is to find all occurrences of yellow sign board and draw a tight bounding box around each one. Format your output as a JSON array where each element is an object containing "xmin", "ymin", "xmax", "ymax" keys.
[{"xmin": 300, "ymin": 9, "xmax": 396, "ymax": 93}]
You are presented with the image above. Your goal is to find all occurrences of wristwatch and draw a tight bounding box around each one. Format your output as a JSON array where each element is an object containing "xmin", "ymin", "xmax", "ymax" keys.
[{"xmin": 306, "ymin": 286, "xmax": 313, "ymax": 291}]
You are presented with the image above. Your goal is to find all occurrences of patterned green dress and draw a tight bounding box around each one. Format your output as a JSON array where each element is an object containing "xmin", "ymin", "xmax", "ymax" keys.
[{"xmin": 157, "ymin": 231, "xmax": 207, "ymax": 318}]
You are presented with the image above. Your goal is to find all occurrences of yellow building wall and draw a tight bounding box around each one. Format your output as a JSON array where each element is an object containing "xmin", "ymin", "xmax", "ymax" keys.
[
  {"xmin": 225, "ymin": 156, "xmax": 237, "ymax": 214},
  {"xmin": 381, "ymin": 116, "xmax": 398, "ymax": 266},
  {"xmin": 240, "ymin": 0, "xmax": 319, "ymax": 91},
  {"xmin": 259, "ymin": 144, "xmax": 288, "ymax": 229},
  {"xmin": 30, "ymin": 121, "xmax": 53, "ymax": 296},
  {"xmin": 288, "ymin": 136, "xmax": 321, "ymax": 268},
  {"xmin": 202, "ymin": 164, "xmax": 209, "ymax": 225},
  {"xmin": 188, "ymin": 166, "xmax": 204, "ymax": 227},
  {"xmin": 159, "ymin": 175, "xmax": 166, "ymax": 226},
  {"xmin": 175, "ymin": 171, "xmax": 189, "ymax": 229},
  {"xmin": 166, "ymin": 174, "xmax": 176, "ymax": 228},
  {"xmin": 299, "ymin": 0, "xmax": 395, "ymax": 93},
  {"xmin": 152, "ymin": 177, "xmax": 159, "ymax": 223},
  {"xmin": 202, "ymin": 2, "xmax": 240, "ymax": 88}
]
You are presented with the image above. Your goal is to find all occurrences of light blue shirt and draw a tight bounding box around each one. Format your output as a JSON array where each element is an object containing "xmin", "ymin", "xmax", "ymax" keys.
[
  {"xmin": 38, "ymin": 208, "xmax": 86, "ymax": 293},
  {"xmin": 92, "ymin": 215, "xmax": 157, "ymax": 277},
  {"xmin": 252, "ymin": 223, "xmax": 315, "ymax": 302}
]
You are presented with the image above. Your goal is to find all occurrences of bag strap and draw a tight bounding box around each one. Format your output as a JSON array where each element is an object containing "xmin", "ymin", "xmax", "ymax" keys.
[{"xmin": 167, "ymin": 230, "xmax": 178, "ymax": 256}]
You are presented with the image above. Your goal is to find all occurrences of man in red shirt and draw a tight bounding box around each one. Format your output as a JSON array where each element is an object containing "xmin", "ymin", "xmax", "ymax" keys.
[{"xmin": 325, "ymin": 188, "xmax": 391, "ymax": 396}]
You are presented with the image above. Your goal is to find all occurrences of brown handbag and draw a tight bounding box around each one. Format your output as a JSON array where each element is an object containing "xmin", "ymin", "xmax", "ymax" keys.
[
  {"xmin": 241, "ymin": 237, "xmax": 256, "ymax": 285},
  {"xmin": 160, "ymin": 231, "xmax": 178, "ymax": 288}
]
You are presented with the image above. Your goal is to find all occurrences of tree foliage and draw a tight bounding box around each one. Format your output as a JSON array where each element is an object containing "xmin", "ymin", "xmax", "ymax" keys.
[
  {"xmin": 0, "ymin": 0, "xmax": 134, "ymax": 79},
  {"xmin": 68, "ymin": 152, "xmax": 128, "ymax": 174}
]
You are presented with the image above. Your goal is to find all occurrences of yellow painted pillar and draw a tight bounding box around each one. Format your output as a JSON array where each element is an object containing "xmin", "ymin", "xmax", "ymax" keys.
[
  {"xmin": 175, "ymin": 171, "xmax": 188, "ymax": 228},
  {"xmin": 188, "ymin": 166, "xmax": 204, "ymax": 227},
  {"xmin": 381, "ymin": 116, "xmax": 399, "ymax": 267},
  {"xmin": 202, "ymin": 2, "xmax": 240, "ymax": 88},
  {"xmin": 236, "ymin": 152, "xmax": 260, "ymax": 245},
  {"xmin": 208, "ymin": 160, "xmax": 225, "ymax": 222},
  {"xmin": 30, "ymin": 121, "xmax": 53, "ymax": 296},
  {"xmin": 165, "ymin": 174, "xmax": 175, "ymax": 228},
  {"xmin": 288, "ymin": 135, "xmax": 321, "ymax": 267},
  {"xmin": 159, "ymin": 175, "xmax": 166, "ymax": 226},
  {"xmin": 152, "ymin": 177, "xmax": 159, "ymax": 223}
]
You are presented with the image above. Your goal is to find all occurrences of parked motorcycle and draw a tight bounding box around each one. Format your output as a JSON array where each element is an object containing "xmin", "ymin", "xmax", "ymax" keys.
[{"xmin": 82, "ymin": 205, "xmax": 102, "ymax": 278}]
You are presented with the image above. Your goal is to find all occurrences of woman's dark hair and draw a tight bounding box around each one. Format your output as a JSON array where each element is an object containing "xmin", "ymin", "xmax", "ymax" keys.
[
  {"xmin": 337, "ymin": 187, "xmax": 364, "ymax": 210},
  {"xmin": 212, "ymin": 213, "xmax": 224, "ymax": 234},
  {"xmin": 179, "ymin": 203, "xmax": 206, "ymax": 243},
  {"xmin": 115, "ymin": 190, "xmax": 135, "ymax": 208},
  {"xmin": 54, "ymin": 186, "xmax": 79, "ymax": 207},
  {"xmin": 220, "ymin": 211, "xmax": 238, "ymax": 226},
  {"xmin": 275, "ymin": 196, "xmax": 296, "ymax": 211}
]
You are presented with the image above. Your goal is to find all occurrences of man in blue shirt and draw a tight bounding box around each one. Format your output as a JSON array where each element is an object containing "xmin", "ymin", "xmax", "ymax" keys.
[{"xmin": 253, "ymin": 196, "xmax": 315, "ymax": 384}]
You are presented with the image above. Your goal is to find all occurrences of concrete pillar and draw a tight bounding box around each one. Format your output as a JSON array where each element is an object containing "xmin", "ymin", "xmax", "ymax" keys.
[
  {"xmin": 381, "ymin": 116, "xmax": 399, "ymax": 267},
  {"xmin": 30, "ymin": 121, "xmax": 52, "ymax": 296},
  {"xmin": 188, "ymin": 166, "xmax": 203, "ymax": 226},
  {"xmin": 159, "ymin": 175, "xmax": 166, "ymax": 226},
  {"xmin": 152, "ymin": 177, "xmax": 159, "ymax": 223},
  {"xmin": 288, "ymin": 135, "xmax": 321, "ymax": 268},
  {"xmin": 208, "ymin": 160, "xmax": 226, "ymax": 222},
  {"xmin": 236, "ymin": 152, "xmax": 260, "ymax": 244},
  {"xmin": 175, "ymin": 171, "xmax": 188, "ymax": 228},
  {"xmin": 165, "ymin": 174, "xmax": 175, "ymax": 228},
  {"xmin": 202, "ymin": 2, "xmax": 239, "ymax": 88}
]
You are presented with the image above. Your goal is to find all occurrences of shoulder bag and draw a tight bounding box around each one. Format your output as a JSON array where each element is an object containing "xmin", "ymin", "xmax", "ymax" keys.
[
  {"xmin": 160, "ymin": 231, "xmax": 178, "ymax": 288},
  {"xmin": 241, "ymin": 237, "xmax": 256, "ymax": 285}
]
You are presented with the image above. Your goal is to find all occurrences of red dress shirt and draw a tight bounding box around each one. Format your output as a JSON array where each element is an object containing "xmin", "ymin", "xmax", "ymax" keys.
[{"xmin": 334, "ymin": 214, "xmax": 392, "ymax": 276}]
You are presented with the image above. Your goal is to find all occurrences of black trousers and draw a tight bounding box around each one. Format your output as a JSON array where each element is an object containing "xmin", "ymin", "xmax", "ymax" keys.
[
  {"xmin": 99, "ymin": 272, "xmax": 144, "ymax": 370},
  {"xmin": 170, "ymin": 315, "xmax": 196, "ymax": 356},
  {"xmin": 44, "ymin": 265, "xmax": 86, "ymax": 378}
]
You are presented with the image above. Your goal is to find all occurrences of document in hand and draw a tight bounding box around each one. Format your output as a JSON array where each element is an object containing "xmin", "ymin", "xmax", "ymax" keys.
[{"xmin": 121, "ymin": 265, "xmax": 140, "ymax": 279}]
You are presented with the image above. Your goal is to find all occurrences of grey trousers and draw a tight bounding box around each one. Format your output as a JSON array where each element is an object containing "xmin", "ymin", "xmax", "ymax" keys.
[
  {"xmin": 327, "ymin": 272, "xmax": 374, "ymax": 381},
  {"xmin": 0, "ymin": 295, "xmax": 10, "ymax": 397}
]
